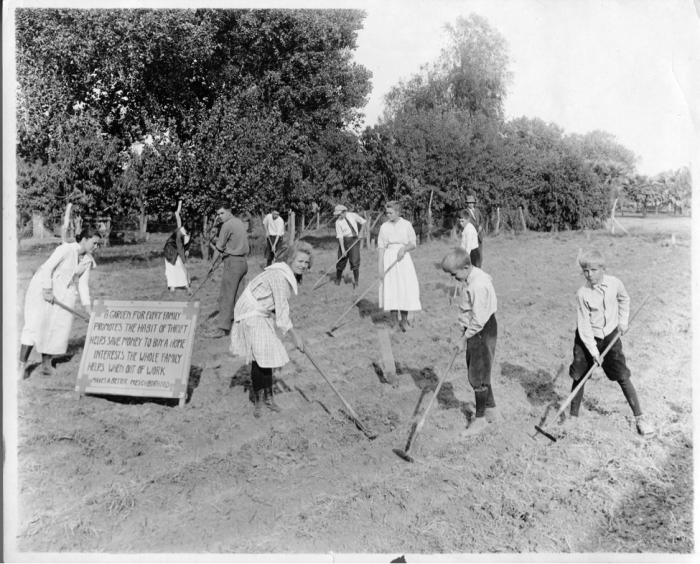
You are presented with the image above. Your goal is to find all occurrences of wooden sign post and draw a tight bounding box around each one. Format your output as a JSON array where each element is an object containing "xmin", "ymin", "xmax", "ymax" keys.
[
  {"xmin": 377, "ymin": 328, "xmax": 397, "ymax": 387},
  {"xmin": 76, "ymin": 299, "xmax": 200, "ymax": 407}
]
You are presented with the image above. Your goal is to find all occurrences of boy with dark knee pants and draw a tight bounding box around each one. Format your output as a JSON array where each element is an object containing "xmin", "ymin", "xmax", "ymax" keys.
[
  {"xmin": 568, "ymin": 250, "xmax": 655, "ymax": 436},
  {"xmin": 441, "ymin": 248, "xmax": 499, "ymax": 438}
]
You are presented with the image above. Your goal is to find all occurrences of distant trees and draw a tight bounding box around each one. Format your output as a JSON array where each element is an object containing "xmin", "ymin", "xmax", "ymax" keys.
[
  {"xmin": 17, "ymin": 9, "xmax": 688, "ymax": 241},
  {"xmin": 16, "ymin": 8, "xmax": 372, "ymax": 236}
]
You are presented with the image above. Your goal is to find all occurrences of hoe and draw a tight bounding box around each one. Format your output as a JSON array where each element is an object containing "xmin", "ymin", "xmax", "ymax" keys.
[
  {"xmin": 304, "ymin": 346, "xmax": 378, "ymax": 440},
  {"xmin": 394, "ymin": 347, "xmax": 461, "ymax": 463},
  {"xmin": 311, "ymin": 237, "xmax": 363, "ymax": 290},
  {"xmin": 535, "ymin": 294, "xmax": 652, "ymax": 442},
  {"xmin": 326, "ymin": 258, "xmax": 399, "ymax": 337}
]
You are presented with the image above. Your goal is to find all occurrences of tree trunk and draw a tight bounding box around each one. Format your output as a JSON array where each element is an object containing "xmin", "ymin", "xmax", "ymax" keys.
[
  {"xmin": 519, "ymin": 206, "xmax": 527, "ymax": 231},
  {"xmin": 139, "ymin": 209, "xmax": 149, "ymax": 241},
  {"xmin": 495, "ymin": 207, "xmax": 500, "ymax": 235},
  {"xmin": 300, "ymin": 214, "xmax": 305, "ymax": 236},
  {"xmin": 201, "ymin": 215, "xmax": 210, "ymax": 260},
  {"xmin": 101, "ymin": 218, "xmax": 112, "ymax": 247},
  {"xmin": 641, "ymin": 200, "xmax": 647, "ymax": 218},
  {"xmin": 610, "ymin": 198, "xmax": 618, "ymax": 235},
  {"xmin": 316, "ymin": 212, "xmax": 320, "ymax": 230}
]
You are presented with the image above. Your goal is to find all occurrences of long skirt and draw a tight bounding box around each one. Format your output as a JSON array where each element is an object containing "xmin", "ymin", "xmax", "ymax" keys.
[
  {"xmin": 165, "ymin": 257, "xmax": 189, "ymax": 288},
  {"xmin": 378, "ymin": 246, "xmax": 421, "ymax": 311},
  {"xmin": 21, "ymin": 273, "xmax": 77, "ymax": 355}
]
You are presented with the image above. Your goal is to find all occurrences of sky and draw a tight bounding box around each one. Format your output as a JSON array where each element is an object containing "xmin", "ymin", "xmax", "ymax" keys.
[{"xmin": 351, "ymin": 0, "xmax": 700, "ymax": 176}]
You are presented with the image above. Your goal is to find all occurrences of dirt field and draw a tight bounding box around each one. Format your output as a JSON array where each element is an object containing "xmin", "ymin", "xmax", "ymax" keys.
[{"xmin": 12, "ymin": 223, "xmax": 693, "ymax": 556}]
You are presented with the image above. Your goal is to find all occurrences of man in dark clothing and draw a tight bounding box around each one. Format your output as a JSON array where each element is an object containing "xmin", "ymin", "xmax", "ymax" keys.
[{"xmin": 207, "ymin": 202, "xmax": 249, "ymax": 338}]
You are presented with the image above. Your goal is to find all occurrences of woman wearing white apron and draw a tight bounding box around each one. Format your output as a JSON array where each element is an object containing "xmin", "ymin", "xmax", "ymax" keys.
[
  {"xmin": 163, "ymin": 201, "xmax": 191, "ymax": 291},
  {"xmin": 19, "ymin": 228, "xmax": 101, "ymax": 379},
  {"xmin": 377, "ymin": 201, "xmax": 422, "ymax": 333},
  {"xmin": 230, "ymin": 241, "xmax": 312, "ymax": 417}
]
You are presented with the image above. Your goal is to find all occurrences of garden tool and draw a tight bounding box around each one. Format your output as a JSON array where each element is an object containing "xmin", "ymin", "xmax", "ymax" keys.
[
  {"xmin": 326, "ymin": 258, "xmax": 399, "ymax": 337},
  {"xmin": 311, "ymin": 237, "xmax": 363, "ymax": 290},
  {"xmin": 535, "ymin": 294, "xmax": 652, "ymax": 442},
  {"xmin": 188, "ymin": 255, "xmax": 222, "ymax": 302},
  {"xmin": 304, "ymin": 346, "xmax": 378, "ymax": 440},
  {"xmin": 394, "ymin": 347, "xmax": 461, "ymax": 463},
  {"xmin": 53, "ymin": 298, "xmax": 90, "ymax": 322}
]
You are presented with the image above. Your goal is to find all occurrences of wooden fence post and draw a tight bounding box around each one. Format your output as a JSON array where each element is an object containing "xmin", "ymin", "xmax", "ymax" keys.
[
  {"xmin": 289, "ymin": 210, "xmax": 295, "ymax": 245},
  {"xmin": 364, "ymin": 211, "xmax": 371, "ymax": 249}
]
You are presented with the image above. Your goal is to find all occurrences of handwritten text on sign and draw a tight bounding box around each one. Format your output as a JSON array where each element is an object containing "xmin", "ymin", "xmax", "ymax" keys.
[{"xmin": 76, "ymin": 300, "xmax": 200, "ymax": 400}]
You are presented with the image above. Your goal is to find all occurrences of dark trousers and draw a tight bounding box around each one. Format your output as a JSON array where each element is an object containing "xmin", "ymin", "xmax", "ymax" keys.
[
  {"xmin": 217, "ymin": 256, "xmax": 248, "ymax": 331},
  {"xmin": 337, "ymin": 237, "xmax": 361, "ymax": 272},
  {"xmin": 569, "ymin": 329, "xmax": 631, "ymax": 382},
  {"xmin": 469, "ymin": 247, "xmax": 482, "ymax": 269},
  {"xmin": 466, "ymin": 313, "xmax": 497, "ymax": 390},
  {"xmin": 265, "ymin": 237, "xmax": 281, "ymax": 266}
]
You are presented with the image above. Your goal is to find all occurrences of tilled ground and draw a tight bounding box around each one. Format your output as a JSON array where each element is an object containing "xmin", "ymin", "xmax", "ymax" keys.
[{"xmin": 13, "ymin": 228, "xmax": 693, "ymax": 555}]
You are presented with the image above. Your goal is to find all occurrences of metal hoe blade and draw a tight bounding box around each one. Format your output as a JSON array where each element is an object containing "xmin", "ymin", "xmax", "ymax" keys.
[{"xmin": 534, "ymin": 425, "xmax": 558, "ymax": 442}]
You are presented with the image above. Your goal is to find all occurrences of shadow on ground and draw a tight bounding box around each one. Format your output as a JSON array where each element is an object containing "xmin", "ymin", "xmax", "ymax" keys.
[
  {"xmin": 501, "ymin": 361, "xmax": 561, "ymax": 406},
  {"xmin": 356, "ymin": 299, "xmax": 391, "ymax": 325}
]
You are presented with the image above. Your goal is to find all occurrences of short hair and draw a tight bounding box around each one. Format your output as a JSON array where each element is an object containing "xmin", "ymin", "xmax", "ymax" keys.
[
  {"xmin": 385, "ymin": 200, "xmax": 401, "ymax": 214},
  {"xmin": 441, "ymin": 247, "xmax": 471, "ymax": 273},
  {"xmin": 271, "ymin": 209, "xmax": 280, "ymax": 215},
  {"xmin": 579, "ymin": 250, "xmax": 606, "ymax": 269},
  {"xmin": 239, "ymin": 211, "xmax": 252, "ymax": 222},
  {"xmin": 215, "ymin": 201, "xmax": 231, "ymax": 212},
  {"xmin": 458, "ymin": 209, "xmax": 472, "ymax": 220},
  {"xmin": 78, "ymin": 228, "xmax": 103, "ymax": 242},
  {"xmin": 286, "ymin": 240, "xmax": 314, "ymax": 269}
]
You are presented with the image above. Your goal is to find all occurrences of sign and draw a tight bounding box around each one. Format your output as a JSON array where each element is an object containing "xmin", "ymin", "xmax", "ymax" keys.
[{"xmin": 76, "ymin": 299, "xmax": 200, "ymax": 405}]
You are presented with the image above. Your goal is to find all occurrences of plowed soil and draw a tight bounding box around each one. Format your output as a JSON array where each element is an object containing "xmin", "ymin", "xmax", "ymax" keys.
[{"xmin": 13, "ymin": 226, "xmax": 692, "ymax": 556}]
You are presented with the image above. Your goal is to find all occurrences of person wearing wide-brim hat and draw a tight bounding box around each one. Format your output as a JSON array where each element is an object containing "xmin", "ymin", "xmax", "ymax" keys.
[
  {"xmin": 465, "ymin": 195, "xmax": 485, "ymax": 265},
  {"xmin": 333, "ymin": 204, "xmax": 366, "ymax": 289}
]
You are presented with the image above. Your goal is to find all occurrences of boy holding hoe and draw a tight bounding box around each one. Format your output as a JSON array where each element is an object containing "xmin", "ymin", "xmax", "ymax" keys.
[
  {"xmin": 567, "ymin": 250, "xmax": 655, "ymax": 436},
  {"xmin": 441, "ymin": 247, "xmax": 500, "ymax": 438}
]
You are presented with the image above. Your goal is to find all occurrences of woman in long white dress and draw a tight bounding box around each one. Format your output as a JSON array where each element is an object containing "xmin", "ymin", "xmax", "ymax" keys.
[
  {"xmin": 377, "ymin": 201, "xmax": 421, "ymax": 333},
  {"xmin": 19, "ymin": 228, "xmax": 101, "ymax": 379},
  {"xmin": 230, "ymin": 241, "xmax": 312, "ymax": 417}
]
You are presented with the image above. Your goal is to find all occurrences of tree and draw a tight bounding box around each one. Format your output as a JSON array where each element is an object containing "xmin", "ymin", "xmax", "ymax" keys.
[
  {"xmin": 383, "ymin": 14, "xmax": 511, "ymax": 120},
  {"xmin": 16, "ymin": 8, "xmax": 373, "ymax": 227}
]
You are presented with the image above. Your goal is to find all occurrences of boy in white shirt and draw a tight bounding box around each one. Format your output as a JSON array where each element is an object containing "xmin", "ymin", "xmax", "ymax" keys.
[
  {"xmin": 441, "ymin": 247, "xmax": 499, "ymax": 438},
  {"xmin": 262, "ymin": 209, "xmax": 285, "ymax": 267},
  {"xmin": 568, "ymin": 250, "xmax": 655, "ymax": 436}
]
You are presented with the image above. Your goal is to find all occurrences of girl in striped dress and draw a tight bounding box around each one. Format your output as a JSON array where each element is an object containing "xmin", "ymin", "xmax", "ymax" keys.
[
  {"xmin": 230, "ymin": 241, "xmax": 312, "ymax": 417},
  {"xmin": 377, "ymin": 201, "xmax": 422, "ymax": 333}
]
